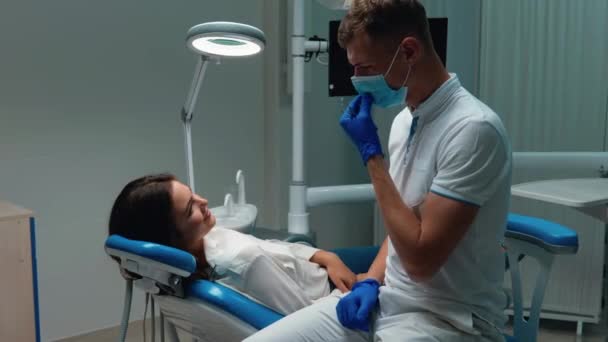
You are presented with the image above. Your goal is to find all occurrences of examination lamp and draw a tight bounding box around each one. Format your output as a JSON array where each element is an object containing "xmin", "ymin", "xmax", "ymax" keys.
[{"xmin": 180, "ymin": 22, "xmax": 265, "ymax": 192}]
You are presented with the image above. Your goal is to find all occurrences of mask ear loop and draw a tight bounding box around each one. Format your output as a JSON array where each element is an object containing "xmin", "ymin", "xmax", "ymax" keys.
[
  {"xmin": 401, "ymin": 65, "xmax": 412, "ymax": 87},
  {"xmin": 403, "ymin": 65, "xmax": 413, "ymax": 110},
  {"xmin": 384, "ymin": 45, "xmax": 403, "ymax": 78},
  {"xmin": 385, "ymin": 45, "xmax": 413, "ymax": 88}
]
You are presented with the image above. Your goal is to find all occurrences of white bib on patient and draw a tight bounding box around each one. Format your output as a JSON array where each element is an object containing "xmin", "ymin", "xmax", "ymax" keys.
[
  {"xmin": 204, "ymin": 226, "xmax": 259, "ymax": 276},
  {"xmin": 202, "ymin": 226, "xmax": 331, "ymax": 315},
  {"xmin": 204, "ymin": 227, "xmax": 302, "ymax": 276}
]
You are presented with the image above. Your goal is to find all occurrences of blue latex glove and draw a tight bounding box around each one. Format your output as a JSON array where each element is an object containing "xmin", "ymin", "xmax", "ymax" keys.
[
  {"xmin": 339, "ymin": 94, "xmax": 384, "ymax": 165},
  {"xmin": 336, "ymin": 278, "xmax": 380, "ymax": 332}
]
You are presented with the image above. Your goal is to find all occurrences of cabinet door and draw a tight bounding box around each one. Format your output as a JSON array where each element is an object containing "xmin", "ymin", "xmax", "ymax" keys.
[{"xmin": 0, "ymin": 217, "xmax": 36, "ymax": 342}]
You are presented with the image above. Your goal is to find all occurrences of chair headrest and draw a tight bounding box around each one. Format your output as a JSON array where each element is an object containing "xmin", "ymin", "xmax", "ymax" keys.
[{"xmin": 105, "ymin": 235, "xmax": 197, "ymax": 274}]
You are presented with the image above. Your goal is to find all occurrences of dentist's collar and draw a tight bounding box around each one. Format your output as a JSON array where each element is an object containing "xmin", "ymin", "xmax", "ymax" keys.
[{"xmin": 410, "ymin": 73, "xmax": 460, "ymax": 123}]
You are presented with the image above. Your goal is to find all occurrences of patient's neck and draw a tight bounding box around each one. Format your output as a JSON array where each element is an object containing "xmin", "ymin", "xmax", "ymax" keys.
[{"xmin": 184, "ymin": 237, "xmax": 209, "ymax": 272}]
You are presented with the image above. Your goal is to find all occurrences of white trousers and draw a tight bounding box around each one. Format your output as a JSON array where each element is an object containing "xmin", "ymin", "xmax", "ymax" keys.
[{"xmin": 243, "ymin": 292, "xmax": 505, "ymax": 342}]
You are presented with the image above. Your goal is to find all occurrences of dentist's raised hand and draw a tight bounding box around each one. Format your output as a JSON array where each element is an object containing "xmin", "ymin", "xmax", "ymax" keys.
[{"xmin": 339, "ymin": 94, "xmax": 384, "ymax": 165}]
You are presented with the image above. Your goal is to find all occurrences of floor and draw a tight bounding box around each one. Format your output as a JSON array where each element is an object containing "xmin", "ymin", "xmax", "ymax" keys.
[{"xmin": 57, "ymin": 319, "xmax": 608, "ymax": 342}]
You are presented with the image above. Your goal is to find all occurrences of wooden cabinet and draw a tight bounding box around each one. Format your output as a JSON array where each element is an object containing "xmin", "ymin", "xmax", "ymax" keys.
[{"xmin": 0, "ymin": 201, "xmax": 40, "ymax": 342}]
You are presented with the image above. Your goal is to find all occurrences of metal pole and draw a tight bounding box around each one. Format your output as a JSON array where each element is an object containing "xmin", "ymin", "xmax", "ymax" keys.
[{"xmin": 181, "ymin": 56, "xmax": 210, "ymax": 193}]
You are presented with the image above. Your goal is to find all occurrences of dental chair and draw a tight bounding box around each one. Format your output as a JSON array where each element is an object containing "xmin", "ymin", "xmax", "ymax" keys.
[{"xmin": 105, "ymin": 213, "xmax": 578, "ymax": 342}]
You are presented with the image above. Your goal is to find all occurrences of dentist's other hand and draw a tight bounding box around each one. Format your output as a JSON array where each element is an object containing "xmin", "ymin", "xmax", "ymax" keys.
[{"xmin": 336, "ymin": 278, "xmax": 380, "ymax": 331}]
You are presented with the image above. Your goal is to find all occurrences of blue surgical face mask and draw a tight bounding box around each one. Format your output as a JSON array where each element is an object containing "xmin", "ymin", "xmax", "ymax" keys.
[{"xmin": 351, "ymin": 46, "xmax": 412, "ymax": 108}]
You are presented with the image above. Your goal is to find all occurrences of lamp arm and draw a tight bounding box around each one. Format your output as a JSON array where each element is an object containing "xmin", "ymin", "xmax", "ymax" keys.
[{"xmin": 181, "ymin": 56, "xmax": 210, "ymax": 192}]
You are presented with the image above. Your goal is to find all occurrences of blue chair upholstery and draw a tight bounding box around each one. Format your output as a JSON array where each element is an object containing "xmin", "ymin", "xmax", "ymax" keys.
[
  {"xmin": 187, "ymin": 280, "xmax": 283, "ymax": 330},
  {"xmin": 506, "ymin": 214, "xmax": 578, "ymax": 254},
  {"xmin": 106, "ymin": 235, "xmax": 196, "ymax": 273}
]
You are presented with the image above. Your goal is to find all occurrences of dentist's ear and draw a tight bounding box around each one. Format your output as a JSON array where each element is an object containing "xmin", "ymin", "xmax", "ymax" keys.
[{"xmin": 400, "ymin": 36, "xmax": 422, "ymax": 65}]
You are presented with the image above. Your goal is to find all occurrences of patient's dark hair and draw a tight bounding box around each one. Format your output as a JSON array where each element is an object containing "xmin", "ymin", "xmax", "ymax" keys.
[
  {"xmin": 109, "ymin": 173, "xmax": 177, "ymax": 247},
  {"xmin": 108, "ymin": 173, "xmax": 209, "ymax": 280}
]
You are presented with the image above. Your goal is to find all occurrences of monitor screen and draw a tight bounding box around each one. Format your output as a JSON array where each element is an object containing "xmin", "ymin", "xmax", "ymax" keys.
[{"xmin": 328, "ymin": 18, "xmax": 448, "ymax": 97}]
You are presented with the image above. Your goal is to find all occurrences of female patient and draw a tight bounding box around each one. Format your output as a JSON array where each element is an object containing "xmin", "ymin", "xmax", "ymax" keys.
[{"xmin": 108, "ymin": 173, "xmax": 356, "ymax": 315}]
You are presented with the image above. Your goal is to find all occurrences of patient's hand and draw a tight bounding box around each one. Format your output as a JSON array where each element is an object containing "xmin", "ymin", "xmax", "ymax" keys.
[
  {"xmin": 325, "ymin": 256, "xmax": 357, "ymax": 293},
  {"xmin": 310, "ymin": 251, "xmax": 356, "ymax": 292}
]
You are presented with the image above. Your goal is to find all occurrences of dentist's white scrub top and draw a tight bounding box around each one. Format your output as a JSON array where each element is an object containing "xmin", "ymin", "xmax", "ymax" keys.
[
  {"xmin": 380, "ymin": 74, "xmax": 512, "ymax": 335},
  {"xmin": 244, "ymin": 74, "xmax": 511, "ymax": 342},
  {"xmin": 203, "ymin": 227, "xmax": 331, "ymax": 315}
]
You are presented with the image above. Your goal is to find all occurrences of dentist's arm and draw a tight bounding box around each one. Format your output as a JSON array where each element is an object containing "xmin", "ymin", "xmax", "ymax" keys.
[
  {"xmin": 366, "ymin": 156, "xmax": 478, "ymax": 282},
  {"xmin": 359, "ymin": 238, "xmax": 388, "ymax": 283},
  {"xmin": 340, "ymin": 94, "xmax": 488, "ymax": 282},
  {"xmin": 363, "ymin": 121, "xmax": 508, "ymax": 282}
]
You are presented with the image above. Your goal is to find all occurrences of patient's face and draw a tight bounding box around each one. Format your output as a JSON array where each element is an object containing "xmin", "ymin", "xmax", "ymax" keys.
[{"xmin": 171, "ymin": 181, "xmax": 216, "ymax": 242}]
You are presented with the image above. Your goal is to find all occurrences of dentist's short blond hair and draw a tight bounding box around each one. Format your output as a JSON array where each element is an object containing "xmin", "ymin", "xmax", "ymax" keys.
[{"xmin": 338, "ymin": 0, "xmax": 433, "ymax": 51}]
